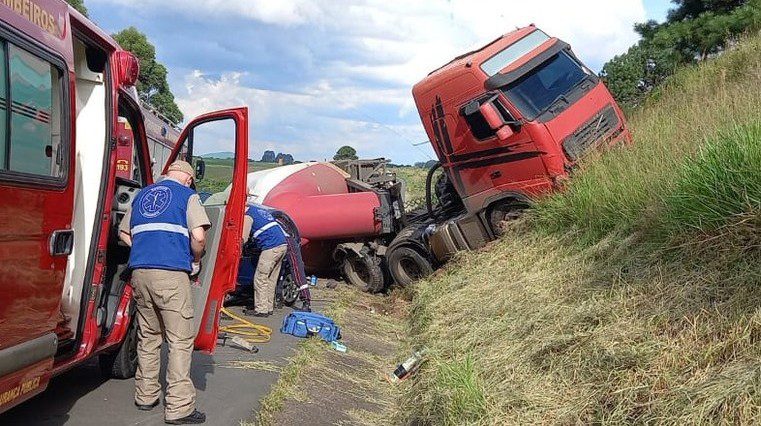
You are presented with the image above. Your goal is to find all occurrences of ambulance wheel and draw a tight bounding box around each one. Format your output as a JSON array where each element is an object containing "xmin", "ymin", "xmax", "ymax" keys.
[
  {"xmin": 387, "ymin": 246, "xmax": 433, "ymax": 287},
  {"xmin": 343, "ymin": 254, "xmax": 385, "ymax": 293},
  {"xmin": 99, "ymin": 318, "xmax": 139, "ymax": 379},
  {"xmin": 281, "ymin": 272, "xmax": 299, "ymax": 306}
]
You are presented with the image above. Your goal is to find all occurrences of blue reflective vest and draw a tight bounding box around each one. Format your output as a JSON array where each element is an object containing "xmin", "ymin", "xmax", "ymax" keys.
[
  {"xmin": 129, "ymin": 179, "xmax": 195, "ymax": 272},
  {"xmin": 246, "ymin": 205, "xmax": 286, "ymax": 250}
]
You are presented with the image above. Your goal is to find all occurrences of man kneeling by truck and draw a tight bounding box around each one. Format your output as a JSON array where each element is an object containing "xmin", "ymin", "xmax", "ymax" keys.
[{"xmin": 241, "ymin": 204, "xmax": 289, "ymax": 317}]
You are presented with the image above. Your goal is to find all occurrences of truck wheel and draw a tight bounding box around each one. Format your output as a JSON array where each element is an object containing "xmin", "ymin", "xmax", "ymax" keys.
[
  {"xmin": 387, "ymin": 246, "xmax": 434, "ymax": 287},
  {"xmin": 487, "ymin": 200, "xmax": 528, "ymax": 237},
  {"xmin": 281, "ymin": 272, "xmax": 299, "ymax": 306},
  {"xmin": 343, "ymin": 254, "xmax": 385, "ymax": 293},
  {"xmin": 99, "ymin": 318, "xmax": 138, "ymax": 379}
]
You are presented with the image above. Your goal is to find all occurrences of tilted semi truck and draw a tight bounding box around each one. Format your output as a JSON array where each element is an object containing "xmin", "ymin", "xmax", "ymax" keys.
[
  {"xmin": 0, "ymin": 0, "xmax": 252, "ymax": 413},
  {"xmin": 384, "ymin": 25, "xmax": 632, "ymax": 286},
  {"xmin": 208, "ymin": 25, "xmax": 631, "ymax": 293}
]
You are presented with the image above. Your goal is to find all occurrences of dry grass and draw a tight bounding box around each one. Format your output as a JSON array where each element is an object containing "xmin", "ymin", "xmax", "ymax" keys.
[{"xmin": 401, "ymin": 33, "xmax": 761, "ymax": 425}]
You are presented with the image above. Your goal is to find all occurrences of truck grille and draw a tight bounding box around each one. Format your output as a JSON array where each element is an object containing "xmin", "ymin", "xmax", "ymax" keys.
[{"xmin": 562, "ymin": 105, "xmax": 620, "ymax": 161}]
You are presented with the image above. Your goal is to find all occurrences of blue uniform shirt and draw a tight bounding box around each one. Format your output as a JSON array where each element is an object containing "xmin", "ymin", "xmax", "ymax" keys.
[{"xmin": 245, "ymin": 205, "xmax": 287, "ymax": 250}]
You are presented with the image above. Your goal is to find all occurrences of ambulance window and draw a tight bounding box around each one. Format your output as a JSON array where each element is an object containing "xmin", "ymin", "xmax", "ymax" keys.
[{"xmin": 6, "ymin": 45, "xmax": 62, "ymax": 177}]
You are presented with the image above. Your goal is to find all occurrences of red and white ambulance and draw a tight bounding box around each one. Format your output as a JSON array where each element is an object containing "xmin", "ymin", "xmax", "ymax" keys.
[{"xmin": 0, "ymin": 0, "xmax": 249, "ymax": 412}]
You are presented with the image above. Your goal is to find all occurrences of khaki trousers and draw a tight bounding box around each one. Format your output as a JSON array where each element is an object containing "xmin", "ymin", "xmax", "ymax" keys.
[
  {"xmin": 254, "ymin": 244, "xmax": 287, "ymax": 313},
  {"xmin": 131, "ymin": 269, "xmax": 195, "ymax": 421}
]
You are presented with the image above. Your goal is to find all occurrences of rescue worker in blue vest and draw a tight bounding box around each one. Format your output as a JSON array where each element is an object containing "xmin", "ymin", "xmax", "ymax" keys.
[
  {"xmin": 118, "ymin": 160, "xmax": 210, "ymax": 425},
  {"xmin": 241, "ymin": 203, "xmax": 288, "ymax": 316}
]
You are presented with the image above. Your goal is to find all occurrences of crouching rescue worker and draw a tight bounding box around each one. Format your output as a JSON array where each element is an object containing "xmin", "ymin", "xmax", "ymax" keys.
[
  {"xmin": 119, "ymin": 160, "xmax": 210, "ymax": 425},
  {"xmin": 242, "ymin": 204, "xmax": 288, "ymax": 316}
]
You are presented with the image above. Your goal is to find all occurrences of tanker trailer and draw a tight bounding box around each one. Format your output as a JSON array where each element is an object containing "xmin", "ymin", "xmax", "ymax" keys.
[{"xmin": 205, "ymin": 160, "xmax": 406, "ymax": 293}]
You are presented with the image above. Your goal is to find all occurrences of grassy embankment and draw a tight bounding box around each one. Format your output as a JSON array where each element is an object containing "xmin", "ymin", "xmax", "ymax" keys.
[{"xmin": 403, "ymin": 33, "xmax": 761, "ymax": 424}]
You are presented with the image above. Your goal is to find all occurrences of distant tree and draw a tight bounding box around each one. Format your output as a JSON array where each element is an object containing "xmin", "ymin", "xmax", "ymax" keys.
[
  {"xmin": 666, "ymin": 0, "xmax": 746, "ymax": 22},
  {"xmin": 413, "ymin": 160, "xmax": 438, "ymax": 169},
  {"xmin": 65, "ymin": 0, "xmax": 88, "ymax": 16},
  {"xmin": 275, "ymin": 153, "xmax": 294, "ymax": 165},
  {"xmin": 333, "ymin": 145, "xmax": 358, "ymax": 161},
  {"xmin": 113, "ymin": 27, "xmax": 183, "ymax": 124},
  {"xmin": 261, "ymin": 150, "xmax": 276, "ymax": 162},
  {"xmin": 601, "ymin": 0, "xmax": 761, "ymax": 108}
]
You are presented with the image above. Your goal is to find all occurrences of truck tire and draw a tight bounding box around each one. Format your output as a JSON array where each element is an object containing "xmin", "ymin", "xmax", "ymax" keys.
[
  {"xmin": 343, "ymin": 254, "xmax": 385, "ymax": 293},
  {"xmin": 487, "ymin": 200, "xmax": 528, "ymax": 237},
  {"xmin": 99, "ymin": 318, "xmax": 139, "ymax": 379},
  {"xmin": 387, "ymin": 245, "xmax": 434, "ymax": 287}
]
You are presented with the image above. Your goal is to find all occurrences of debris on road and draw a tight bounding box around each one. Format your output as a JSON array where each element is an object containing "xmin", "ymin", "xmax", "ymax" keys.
[
  {"xmin": 329, "ymin": 341, "xmax": 347, "ymax": 352},
  {"xmin": 387, "ymin": 348, "xmax": 427, "ymax": 384}
]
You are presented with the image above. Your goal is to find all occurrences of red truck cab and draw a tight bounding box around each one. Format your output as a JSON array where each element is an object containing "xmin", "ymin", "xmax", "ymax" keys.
[
  {"xmin": 0, "ymin": 0, "xmax": 249, "ymax": 413},
  {"xmin": 387, "ymin": 25, "xmax": 630, "ymax": 285},
  {"xmin": 413, "ymin": 25, "xmax": 630, "ymax": 215}
]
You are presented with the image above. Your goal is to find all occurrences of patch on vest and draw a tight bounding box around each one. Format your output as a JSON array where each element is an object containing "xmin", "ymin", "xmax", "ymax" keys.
[{"xmin": 140, "ymin": 186, "xmax": 173, "ymax": 218}]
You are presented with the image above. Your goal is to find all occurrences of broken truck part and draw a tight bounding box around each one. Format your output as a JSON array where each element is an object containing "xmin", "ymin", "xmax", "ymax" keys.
[{"xmin": 213, "ymin": 159, "xmax": 405, "ymax": 293}]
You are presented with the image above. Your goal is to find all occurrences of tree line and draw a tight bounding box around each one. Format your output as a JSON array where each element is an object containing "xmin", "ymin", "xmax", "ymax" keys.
[
  {"xmin": 602, "ymin": 0, "xmax": 761, "ymax": 108},
  {"xmin": 65, "ymin": 0, "xmax": 184, "ymax": 124}
]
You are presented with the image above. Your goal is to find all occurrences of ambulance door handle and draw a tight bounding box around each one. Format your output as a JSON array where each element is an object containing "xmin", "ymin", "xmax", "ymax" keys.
[{"xmin": 49, "ymin": 229, "xmax": 74, "ymax": 256}]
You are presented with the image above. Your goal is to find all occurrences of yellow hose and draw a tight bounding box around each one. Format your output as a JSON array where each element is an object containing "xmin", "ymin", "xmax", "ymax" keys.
[{"xmin": 219, "ymin": 307, "xmax": 273, "ymax": 344}]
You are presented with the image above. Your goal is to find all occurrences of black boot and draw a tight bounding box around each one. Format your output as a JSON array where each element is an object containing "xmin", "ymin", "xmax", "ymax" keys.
[
  {"xmin": 165, "ymin": 410, "xmax": 206, "ymax": 424},
  {"xmin": 135, "ymin": 399, "xmax": 160, "ymax": 411}
]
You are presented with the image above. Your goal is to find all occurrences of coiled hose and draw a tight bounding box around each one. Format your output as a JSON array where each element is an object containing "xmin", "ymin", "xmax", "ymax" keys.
[{"xmin": 219, "ymin": 307, "xmax": 273, "ymax": 344}]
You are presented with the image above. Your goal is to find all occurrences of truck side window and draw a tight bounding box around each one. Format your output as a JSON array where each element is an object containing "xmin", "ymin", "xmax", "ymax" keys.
[
  {"xmin": 461, "ymin": 94, "xmax": 514, "ymax": 141},
  {"xmin": 0, "ymin": 42, "xmax": 64, "ymax": 179}
]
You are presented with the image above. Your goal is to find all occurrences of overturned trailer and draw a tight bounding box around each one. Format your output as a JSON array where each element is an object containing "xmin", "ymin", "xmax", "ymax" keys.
[{"xmin": 212, "ymin": 159, "xmax": 406, "ymax": 293}]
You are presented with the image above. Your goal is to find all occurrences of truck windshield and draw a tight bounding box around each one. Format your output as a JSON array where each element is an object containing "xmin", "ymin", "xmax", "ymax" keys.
[{"xmin": 501, "ymin": 51, "xmax": 588, "ymax": 120}]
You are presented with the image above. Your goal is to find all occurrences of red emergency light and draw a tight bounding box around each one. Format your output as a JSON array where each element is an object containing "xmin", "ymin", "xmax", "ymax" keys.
[{"xmin": 115, "ymin": 50, "xmax": 140, "ymax": 87}]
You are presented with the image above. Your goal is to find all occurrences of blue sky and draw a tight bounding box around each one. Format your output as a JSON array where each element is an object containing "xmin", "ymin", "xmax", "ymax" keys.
[{"xmin": 87, "ymin": 0, "xmax": 671, "ymax": 164}]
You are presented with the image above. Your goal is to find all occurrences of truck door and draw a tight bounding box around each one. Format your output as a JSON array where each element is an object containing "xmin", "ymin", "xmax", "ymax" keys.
[
  {"xmin": 163, "ymin": 107, "xmax": 249, "ymax": 353},
  {"xmin": 452, "ymin": 93, "xmax": 541, "ymax": 200},
  {"xmin": 0, "ymin": 43, "xmax": 72, "ymax": 410}
]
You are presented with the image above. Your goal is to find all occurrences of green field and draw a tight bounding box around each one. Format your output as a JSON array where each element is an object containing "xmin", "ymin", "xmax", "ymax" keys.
[
  {"xmin": 389, "ymin": 167, "xmax": 430, "ymax": 210},
  {"xmin": 193, "ymin": 158, "xmax": 278, "ymax": 194},
  {"xmin": 400, "ymin": 34, "xmax": 761, "ymax": 425}
]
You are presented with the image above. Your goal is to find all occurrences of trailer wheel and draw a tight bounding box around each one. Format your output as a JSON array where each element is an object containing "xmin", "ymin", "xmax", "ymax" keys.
[
  {"xmin": 387, "ymin": 246, "xmax": 434, "ymax": 287},
  {"xmin": 343, "ymin": 254, "xmax": 385, "ymax": 293},
  {"xmin": 99, "ymin": 318, "xmax": 138, "ymax": 379},
  {"xmin": 281, "ymin": 272, "xmax": 299, "ymax": 306}
]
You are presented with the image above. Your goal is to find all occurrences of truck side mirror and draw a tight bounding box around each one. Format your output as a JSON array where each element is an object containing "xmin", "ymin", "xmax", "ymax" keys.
[
  {"xmin": 479, "ymin": 102, "xmax": 515, "ymax": 141},
  {"xmin": 195, "ymin": 158, "xmax": 206, "ymax": 181},
  {"xmin": 479, "ymin": 102, "xmax": 504, "ymax": 131}
]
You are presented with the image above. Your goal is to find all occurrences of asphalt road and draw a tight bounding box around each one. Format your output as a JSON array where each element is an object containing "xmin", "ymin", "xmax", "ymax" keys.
[{"xmin": 0, "ymin": 305, "xmax": 302, "ymax": 426}]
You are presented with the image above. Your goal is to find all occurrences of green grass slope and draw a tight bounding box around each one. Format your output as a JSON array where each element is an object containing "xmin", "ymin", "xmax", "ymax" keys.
[{"xmin": 403, "ymin": 33, "xmax": 761, "ymax": 425}]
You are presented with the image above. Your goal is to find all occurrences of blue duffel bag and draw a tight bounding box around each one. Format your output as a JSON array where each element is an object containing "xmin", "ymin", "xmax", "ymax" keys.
[{"xmin": 280, "ymin": 311, "xmax": 341, "ymax": 342}]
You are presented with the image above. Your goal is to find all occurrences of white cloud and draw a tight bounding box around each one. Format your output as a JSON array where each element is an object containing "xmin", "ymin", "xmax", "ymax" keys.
[
  {"xmin": 176, "ymin": 71, "xmax": 432, "ymax": 162},
  {"xmin": 94, "ymin": 0, "xmax": 647, "ymax": 162},
  {"xmin": 92, "ymin": 0, "xmax": 322, "ymax": 25}
]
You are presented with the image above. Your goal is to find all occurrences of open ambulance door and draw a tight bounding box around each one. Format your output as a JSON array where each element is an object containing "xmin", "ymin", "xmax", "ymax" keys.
[{"xmin": 164, "ymin": 107, "xmax": 249, "ymax": 353}]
